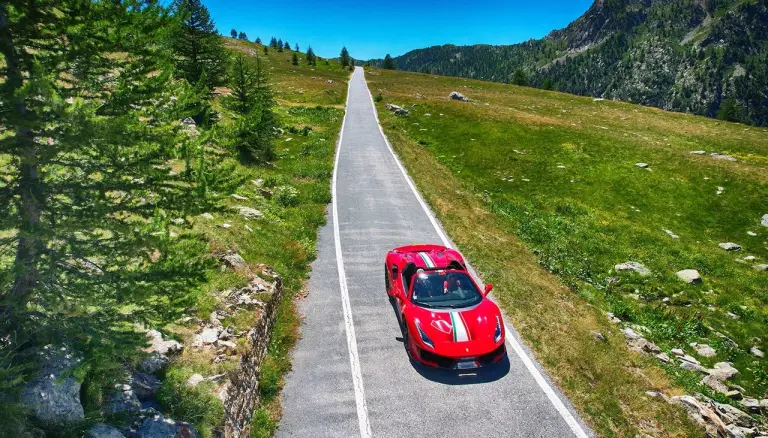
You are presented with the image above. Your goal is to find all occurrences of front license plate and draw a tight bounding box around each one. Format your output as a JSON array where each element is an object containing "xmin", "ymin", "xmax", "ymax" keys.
[{"xmin": 455, "ymin": 360, "xmax": 478, "ymax": 370}]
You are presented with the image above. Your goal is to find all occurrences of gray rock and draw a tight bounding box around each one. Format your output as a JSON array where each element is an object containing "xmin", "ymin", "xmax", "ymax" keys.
[
  {"xmin": 710, "ymin": 153, "xmax": 737, "ymax": 161},
  {"xmin": 86, "ymin": 423, "xmax": 125, "ymax": 438},
  {"xmin": 233, "ymin": 206, "xmax": 263, "ymax": 220},
  {"xmin": 671, "ymin": 348, "xmax": 685, "ymax": 356},
  {"xmin": 718, "ymin": 242, "xmax": 742, "ymax": 251},
  {"xmin": 635, "ymin": 162, "xmax": 649, "ymax": 168},
  {"xmin": 20, "ymin": 346, "xmax": 85, "ymax": 426},
  {"xmin": 694, "ymin": 343, "xmax": 717, "ymax": 358},
  {"xmin": 690, "ymin": 150, "xmax": 706, "ymax": 155},
  {"xmin": 750, "ymin": 346, "xmax": 764, "ymax": 358},
  {"xmin": 740, "ymin": 398, "xmax": 761, "ymax": 413},
  {"xmin": 222, "ymin": 252, "xmax": 247, "ymax": 270},
  {"xmin": 680, "ymin": 354, "xmax": 700, "ymax": 365},
  {"xmin": 385, "ymin": 103, "xmax": 410, "ymax": 116},
  {"xmin": 199, "ymin": 328, "xmax": 219, "ymax": 345},
  {"xmin": 200, "ymin": 213, "xmax": 214, "ymax": 220},
  {"xmin": 104, "ymin": 383, "xmax": 141, "ymax": 416},
  {"xmin": 760, "ymin": 399, "xmax": 768, "ymax": 413},
  {"xmin": 762, "ymin": 214, "xmax": 768, "ymax": 227},
  {"xmin": 449, "ymin": 91, "xmax": 470, "ymax": 102},
  {"xmin": 230, "ymin": 194, "xmax": 248, "ymax": 201},
  {"xmin": 139, "ymin": 352, "xmax": 169, "ymax": 375},
  {"xmin": 146, "ymin": 330, "xmax": 182, "ymax": 356},
  {"xmin": 622, "ymin": 327, "xmax": 642, "ymax": 340},
  {"xmin": 671, "ymin": 395, "xmax": 728, "ymax": 437},
  {"xmin": 614, "ymin": 261, "xmax": 651, "ymax": 276},
  {"xmin": 170, "ymin": 218, "xmax": 184, "ymax": 225},
  {"xmin": 679, "ymin": 360, "xmax": 707, "ymax": 373},
  {"xmin": 181, "ymin": 117, "xmax": 196, "ymax": 126},
  {"xmin": 754, "ymin": 264, "xmax": 768, "ymax": 271},
  {"xmin": 186, "ymin": 374, "xmax": 205, "ymax": 388},
  {"xmin": 713, "ymin": 402, "xmax": 753, "ymax": 427},
  {"xmin": 676, "ymin": 269, "xmax": 702, "ymax": 284},
  {"xmin": 136, "ymin": 415, "xmax": 200, "ymax": 438},
  {"xmin": 710, "ymin": 362, "xmax": 739, "ymax": 380},
  {"xmin": 701, "ymin": 374, "xmax": 729, "ymax": 394},
  {"xmin": 628, "ymin": 338, "xmax": 661, "ymax": 354},
  {"xmin": 590, "ymin": 331, "xmax": 606, "ymax": 342},
  {"xmin": 656, "ymin": 352, "xmax": 670, "ymax": 363},
  {"xmin": 131, "ymin": 372, "xmax": 160, "ymax": 401}
]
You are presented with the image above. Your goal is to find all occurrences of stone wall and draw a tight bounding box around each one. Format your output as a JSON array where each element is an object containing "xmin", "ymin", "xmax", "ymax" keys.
[{"xmin": 222, "ymin": 275, "xmax": 283, "ymax": 437}]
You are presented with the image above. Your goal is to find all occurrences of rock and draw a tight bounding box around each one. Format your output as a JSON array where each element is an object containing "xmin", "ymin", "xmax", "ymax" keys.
[
  {"xmin": 680, "ymin": 360, "xmax": 707, "ymax": 373},
  {"xmin": 200, "ymin": 213, "xmax": 214, "ymax": 220},
  {"xmin": 20, "ymin": 346, "xmax": 85, "ymax": 426},
  {"xmin": 181, "ymin": 117, "xmax": 196, "ymax": 126},
  {"xmin": 628, "ymin": 338, "xmax": 661, "ymax": 354},
  {"xmin": 747, "ymin": 231, "xmax": 757, "ymax": 236},
  {"xmin": 694, "ymin": 343, "xmax": 717, "ymax": 358},
  {"xmin": 221, "ymin": 252, "xmax": 247, "ymax": 270},
  {"xmin": 760, "ymin": 399, "xmax": 768, "ymax": 413},
  {"xmin": 131, "ymin": 372, "xmax": 160, "ymax": 401},
  {"xmin": 186, "ymin": 374, "xmax": 205, "ymax": 388},
  {"xmin": 719, "ymin": 242, "xmax": 742, "ymax": 251},
  {"xmin": 680, "ymin": 354, "xmax": 700, "ymax": 365},
  {"xmin": 742, "ymin": 255, "xmax": 756, "ymax": 262},
  {"xmin": 146, "ymin": 330, "xmax": 182, "ymax": 355},
  {"xmin": 233, "ymin": 206, "xmax": 263, "ymax": 220},
  {"xmin": 690, "ymin": 150, "xmax": 706, "ymax": 155},
  {"xmin": 664, "ymin": 229, "xmax": 679, "ymax": 239},
  {"xmin": 139, "ymin": 352, "xmax": 169, "ymax": 374},
  {"xmin": 622, "ymin": 327, "xmax": 642, "ymax": 340},
  {"xmin": 646, "ymin": 390, "xmax": 670, "ymax": 402},
  {"xmin": 104, "ymin": 383, "xmax": 141, "ymax": 415},
  {"xmin": 635, "ymin": 162, "xmax": 649, "ymax": 168},
  {"xmin": 710, "ymin": 153, "xmax": 737, "ymax": 161},
  {"xmin": 671, "ymin": 395, "xmax": 728, "ymax": 438},
  {"xmin": 725, "ymin": 390, "xmax": 742, "ymax": 400},
  {"xmin": 710, "ymin": 362, "xmax": 739, "ymax": 380},
  {"xmin": 252, "ymin": 179, "xmax": 264, "ymax": 187},
  {"xmin": 591, "ymin": 331, "xmax": 606, "ymax": 342},
  {"xmin": 218, "ymin": 223, "xmax": 231, "ymax": 229},
  {"xmin": 671, "ymin": 348, "xmax": 685, "ymax": 356},
  {"xmin": 230, "ymin": 194, "xmax": 248, "ymax": 201},
  {"xmin": 740, "ymin": 398, "xmax": 761, "ymax": 413},
  {"xmin": 676, "ymin": 269, "xmax": 702, "ymax": 284},
  {"xmin": 86, "ymin": 423, "xmax": 125, "ymax": 438},
  {"xmin": 713, "ymin": 402, "xmax": 754, "ymax": 427},
  {"xmin": 754, "ymin": 264, "xmax": 768, "ymax": 271},
  {"xmin": 656, "ymin": 352, "xmax": 670, "ymax": 363},
  {"xmin": 170, "ymin": 218, "xmax": 184, "ymax": 225},
  {"xmin": 614, "ymin": 261, "xmax": 651, "ymax": 276},
  {"xmin": 199, "ymin": 328, "xmax": 219, "ymax": 345},
  {"xmin": 702, "ymin": 375, "xmax": 730, "ymax": 394},
  {"xmin": 717, "ymin": 186, "xmax": 725, "ymax": 195},
  {"xmin": 449, "ymin": 91, "xmax": 470, "ymax": 102},
  {"xmin": 606, "ymin": 312, "xmax": 621, "ymax": 324},
  {"xmin": 385, "ymin": 103, "xmax": 409, "ymax": 116},
  {"xmin": 136, "ymin": 415, "xmax": 200, "ymax": 438},
  {"xmin": 217, "ymin": 340, "xmax": 237, "ymax": 351},
  {"xmin": 750, "ymin": 346, "xmax": 764, "ymax": 358},
  {"xmin": 762, "ymin": 214, "xmax": 768, "ymax": 227}
]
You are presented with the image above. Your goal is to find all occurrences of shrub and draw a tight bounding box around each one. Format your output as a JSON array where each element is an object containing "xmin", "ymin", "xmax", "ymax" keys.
[
  {"xmin": 374, "ymin": 93, "xmax": 383, "ymax": 103},
  {"xmin": 275, "ymin": 185, "xmax": 299, "ymax": 207}
]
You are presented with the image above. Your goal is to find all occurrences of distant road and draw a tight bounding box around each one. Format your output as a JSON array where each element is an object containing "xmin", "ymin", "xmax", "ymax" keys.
[{"xmin": 277, "ymin": 67, "xmax": 593, "ymax": 438}]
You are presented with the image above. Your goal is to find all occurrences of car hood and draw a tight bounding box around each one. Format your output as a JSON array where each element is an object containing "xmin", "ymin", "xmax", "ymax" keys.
[{"xmin": 411, "ymin": 299, "xmax": 502, "ymax": 347}]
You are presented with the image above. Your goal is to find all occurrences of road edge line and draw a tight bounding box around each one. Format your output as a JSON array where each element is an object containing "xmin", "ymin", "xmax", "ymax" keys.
[
  {"xmin": 334, "ymin": 68, "xmax": 373, "ymax": 438},
  {"xmin": 360, "ymin": 67, "xmax": 590, "ymax": 438}
]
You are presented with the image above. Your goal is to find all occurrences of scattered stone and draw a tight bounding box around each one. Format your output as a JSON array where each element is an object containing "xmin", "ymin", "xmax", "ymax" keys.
[
  {"xmin": 672, "ymin": 348, "xmax": 685, "ymax": 357},
  {"xmin": 656, "ymin": 352, "xmax": 670, "ymax": 363},
  {"xmin": 760, "ymin": 399, "xmax": 768, "ymax": 413},
  {"xmin": 750, "ymin": 346, "xmax": 764, "ymax": 358},
  {"xmin": 676, "ymin": 269, "xmax": 702, "ymax": 284},
  {"xmin": 136, "ymin": 415, "xmax": 200, "ymax": 438},
  {"xmin": 719, "ymin": 242, "xmax": 742, "ymax": 251},
  {"xmin": 170, "ymin": 218, "xmax": 184, "ymax": 226},
  {"xmin": 680, "ymin": 360, "xmax": 707, "ymax": 373},
  {"xmin": 252, "ymin": 179, "xmax": 264, "ymax": 187},
  {"xmin": 671, "ymin": 395, "xmax": 728, "ymax": 438},
  {"xmin": 385, "ymin": 103, "xmax": 410, "ymax": 116},
  {"xmin": 629, "ymin": 338, "xmax": 662, "ymax": 354},
  {"xmin": 622, "ymin": 327, "xmax": 642, "ymax": 340},
  {"xmin": 702, "ymin": 375, "xmax": 730, "ymax": 394},
  {"xmin": 606, "ymin": 312, "xmax": 621, "ymax": 324},
  {"xmin": 232, "ymin": 206, "xmax": 263, "ymax": 220},
  {"xmin": 635, "ymin": 162, "xmax": 649, "ymax": 168},
  {"xmin": 20, "ymin": 346, "xmax": 85, "ymax": 426},
  {"xmin": 131, "ymin": 372, "xmax": 160, "ymax": 401},
  {"xmin": 217, "ymin": 340, "xmax": 237, "ymax": 351},
  {"xmin": 104, "ymin": 383, "xmax": 141, "ymax": 415},
  {"xmin": 221, "ymin": 252, "xmax": 247, "ymax": 270},
  {"xmin": 694, "ymin": 343, "xmax": 717, "ymax": 358},
  {"xmin": 727, "ymin": 312, "xmax": 740, "ymax": 319},
  {"xmin": 690, "ymin": 151, "xmax": 706, "ymax": 155},
  {"xmin": 449, "ymin": 91, "xmax": 470, "ymax": 102},
  {"xmin": 740, "ymin": 398, "xmax": 761, "ymax": 413},
  {"xmin": 717, "ymin": 186, "xmax": 725, "ymax": 195},
  {"xmin": 762, "ymin": 214, "xmax": 768, "ymax": 227},
  {"xmin": 591, "ymin": 331, "xmax": 606, "ymax": 342},
  {"xmin": 664, "ymin": 229, "xmax": 679, "ymax": 239},
  {"xmin": 186, "ymin": 374, "xmax": 205, "ymax": 388},
  {"xmin": 710, "ymin": 362, "xmax": 739, "ymax": 380},
  {"xmin": 747, "ymin": 231, "xmax": 757, "ymax": 236},
  {"xmin": 614, "ymin": 261, "xmax": 652, "ymax": 276},
  {"xmin": 713, "ymin": 402, "xmax": 753, "ymax": 427},
  {"xmin": 218, "ymin": 223, "xmax": 231, "ymax": 229},
  {"xmin": 710, "ymin": 153, "xmax": 737, "ymax": 161},
  {"xmin": 146, "ymin": 330, "xmax": 182, "ymax": 356},
  {"xmin": 230, "ymin": 194, "xmax": 248, "ymax": 201},
  {"xmin": 754, "ymin": 264, "xmax": 768, "ymax": 271},
  {"xmin": 86, "ymin": 423, "xmax": 125, "ymax": 438},
  {"xmin": 200, "ymin": 213, "xmax": 214, "ymax": 220},
  {"xmin": 680, "ymin": 354, "xmax": 701, "ymax": 365},
  {"xmin": 139, "ymin": 352, "xmax": 169, "ymax": 375},
  {"xmin": 198, "ymin": 328, "xmax": 219, "ymax": 345}
]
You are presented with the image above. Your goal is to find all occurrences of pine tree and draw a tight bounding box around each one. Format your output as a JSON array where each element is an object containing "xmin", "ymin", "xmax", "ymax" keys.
[
  {"xmin": 171, "ymin": 0, "xmax": 229, "ymax": 91},
  {"xmin": 295, "ymin": 43, "xmax": 300, "ymax": 52},
  {"xmin": 349, "ymin": 58, "xmax": 356, "ymax": 71},
  {"xmin": 542, "ymin": 78, "xmax": 555, "ymax": 90},
  {"xmin": 270, "ymin": 37, "xmax": 278, "ymax": 48},
  {"xmin": 284, "ymin": 41, "xmax": 291, "ymax": 50},
  {"xmin": 0, "ymin": 0, "xmax": 238, "ymax": 376},
  {"xmin": 292, "ymin": 52, "xmax": 299, "ymax": 66},
  {"xmin": 231, "ymin": 28, "xmax": 237, "ymax": 38},
  {"xmin": 340, "ymin": 46, "xmax": 351, "ymax": 68},
  {"xmin": 277, "ymin": 39, "xmax": 284, "ymax": 52},
  {"xmin": 238, "ymin": 31, "xmax": 247, "ymax": 40},
  {"xmin": 306, "ymin": 46, "xmax": 317, "ymax": 66},
  {"xmin": 264, "ymin": 45, "xmax": 269, "ymax": 55},
  {"xmin": 512, "ymin": 68, "xmax": 528, "ymax": 86},
  {"xmin": 255, "ymin": 36, "xmax": 262, "ymax": 44},
  {"xmin": 382, "ymin": 54, "xmax": 396, "ymax": 70}
]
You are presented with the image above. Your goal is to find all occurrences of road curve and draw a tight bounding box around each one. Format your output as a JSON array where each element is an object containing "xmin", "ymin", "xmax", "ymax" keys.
[{"xmin": 277, "ymin": 67, "xmax": 594, "ymax": 438}]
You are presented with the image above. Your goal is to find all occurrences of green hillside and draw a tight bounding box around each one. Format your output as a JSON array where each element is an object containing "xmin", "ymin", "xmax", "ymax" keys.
[
  {"xmin": 383, "ymin": 0, "xmax": 768, "ymax": 126},
  {"xmin": 368, "ymin": 66, "xmax": 768, "ymax": 436}
]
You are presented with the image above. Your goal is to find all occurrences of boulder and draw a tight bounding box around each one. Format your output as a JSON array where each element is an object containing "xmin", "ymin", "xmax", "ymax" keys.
[
  {"xmin": 671, "ymin": 395, "xmax": 728, "ymax": 438},
  {"xmin": 710, "ymin": 362, "xmax": 739, "ymax": 380},
  {"xmin": 199, "ymin": 328, "xmax": 219, "ymax": 345},
  {"xmin": 622, "ymin": 327, "xmax": 642, "ymax": 340},
  {"xmin": 614, "ymin": 261, "xmax": 651, "ymax": 276},
  {"xmin": 384, "ymin": 103, "xmax": 410, "ymax": 116},
  {"xmin": 103, "ymin": 383, "xmax": 141, "ymax": 416},
  {"xmin": 139, "ymin": 352, "xmax": 170, "ymax": 375},
  {"xmin": 232, "ymin": 206, "xmax": 263, "ymax": 220},
  {"xmin": 136, "ymin": 415, "xmax": 200, "ymax": 438},
  {"xmin": 200, "ymin": 213, "xmax": 214, "ymax": 220},
  {"xmin": 449, "ymin": 91, "xmax": 470, "ymax": 102},
  {"xmin": 20, "ymin": 346, "xmax": 85, "ymax": 426},
  {"xmin": 146, "ymin": 330, "xmax": 182, "ymax": 356},
  {"xmin": 710, "ymin": 153, "xmax": 737, "ymax": 161},
  {"xmin": 701, "ymin": 375, "xmax": 729, "ymax": 394},
  {"xmin": 221, "ymin": 252, "xmax": 247, "ymax": 270},
  {"xmin": 186, "ymin": 374, "xmax": 205, "ymax": 388},
  {"xmin": 754, "ymin": 264, "xmax": 768, "ymax": 271},
  {"xmin": 740, "ymin": 398, "xmax": 761, "ymax": 413},
  {"xmin": 762, "ymin": 214, "xmax": 768, "ymax": 227},
  {"xmin": 131, "ymin": 372, "xmax": 160, "ymax": 401},
  {"xmin": 679, "ymin": 360, "xmax": 707, "ymax": 373},
  {"xmin": 655, "ymin": 352, "xmax": 670, "ymax": 363},
  {"xmin": 86, "ymin": 423, "xmax": 125, "ymax": 438},
  {"xmin": 671, "ymin": 348, "xmax": 685, "ymax": 357},
  {"xmin": 628, "ymin": 338, "xmax": 661, "ymax": 354},
  {"xmin": 750, "ymin": 346, "xmax": 764, "ymax": 358},
  {"xmin": 719, "ymin": 242, "xmax": 742, "ymax": 251},
  {"xmin": 590, "ymin": 331, "xmax": 606, "ymax": 342},
  {"xmin": 676, "ymin": 269, "xmax": 702, "ymax": 284},
  {"xmin": 694, "ymin": 343, "xmax": 717, "ymax": 358},
  {"xmin": 635, "ymin": 162, "xmax": 649, "ymax": 168},
  {"xmin": 713, "ymin": 402, "xmax": 754, "ymax": 427}
]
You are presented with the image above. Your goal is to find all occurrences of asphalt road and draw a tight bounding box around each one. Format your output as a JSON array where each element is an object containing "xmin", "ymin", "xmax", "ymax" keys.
[{"xmin": 277, "ymin": 67, "xmax": 594, "ymax": 438}]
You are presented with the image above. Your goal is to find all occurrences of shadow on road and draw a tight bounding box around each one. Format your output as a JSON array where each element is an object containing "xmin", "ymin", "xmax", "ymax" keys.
[{"xmin": 387, "ymin": 295, "xmax": 511, "ymax": 385}]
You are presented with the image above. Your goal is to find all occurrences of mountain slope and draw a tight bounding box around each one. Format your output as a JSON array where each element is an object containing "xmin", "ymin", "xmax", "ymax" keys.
[{"xmin": 385, "ymin": 0, "xmax": 768, "ymax": 126}]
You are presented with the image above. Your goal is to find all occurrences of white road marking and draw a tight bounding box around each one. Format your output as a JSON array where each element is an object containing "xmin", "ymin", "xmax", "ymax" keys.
[
  {"xmin": 333, "ymin": 69, "xmax": 373, "ymax": 438},
  {"xmin": 361, "ymin": 68, "xmax": 590, "ymax": 438}
]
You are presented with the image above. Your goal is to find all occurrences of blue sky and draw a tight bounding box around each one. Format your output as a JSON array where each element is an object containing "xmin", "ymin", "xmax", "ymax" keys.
[{"xmin": 205, "ymin": 0, "xmax": 594, "ymax": 60}]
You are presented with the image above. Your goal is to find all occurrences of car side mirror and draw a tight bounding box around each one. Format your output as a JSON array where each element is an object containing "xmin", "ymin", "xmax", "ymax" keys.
[{"xmin": 484, "ymin": 284, "xmax": 493, "ymax": 296}]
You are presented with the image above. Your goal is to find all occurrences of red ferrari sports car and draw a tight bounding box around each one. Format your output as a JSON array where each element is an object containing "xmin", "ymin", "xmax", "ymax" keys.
[{"xmin": 385, "ymin": 244, "xmax": 506, "ymax": 369}]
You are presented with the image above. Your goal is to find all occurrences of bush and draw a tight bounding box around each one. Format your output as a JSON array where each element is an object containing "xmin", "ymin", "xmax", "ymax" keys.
[
  {"xmin": 374, "ymin": 93, "xmax": 383, "ymax": 103},
  {"xmin": 275, "ymin": 185, "xmax": 299, "ymax": 207},
  {"xmin": 155, "ymin": 366, "xmax": 224, "ymax": 438}
]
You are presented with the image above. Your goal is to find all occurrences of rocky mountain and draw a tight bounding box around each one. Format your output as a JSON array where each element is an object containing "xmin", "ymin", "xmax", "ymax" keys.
[{"xmin": 382, "ymin": 0, "xmax": 768, "ymax": 126}]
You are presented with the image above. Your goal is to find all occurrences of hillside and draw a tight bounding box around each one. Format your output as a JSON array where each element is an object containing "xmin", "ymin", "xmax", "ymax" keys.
[
  {"xmin": 383, "ymin": 0, "xmax": 768, "ymax": 126},
  {"xmin": 368, "ymin": 67, "xmax": 768, "ymax": 436}
]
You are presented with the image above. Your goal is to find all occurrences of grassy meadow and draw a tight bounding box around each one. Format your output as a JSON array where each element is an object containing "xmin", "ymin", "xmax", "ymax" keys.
[
  {"xmin": 148, "ymin": 39, "xmax": 350, "ymax": 437},
  {"xmin": 367, "ymin": 67, "xmax": 768, "ymax": 436}
]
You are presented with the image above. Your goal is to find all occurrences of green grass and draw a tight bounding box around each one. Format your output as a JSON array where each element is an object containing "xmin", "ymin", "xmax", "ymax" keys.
[{"xmin": 368, "ymin": 67, "xmax": 768, "ymax": 436}]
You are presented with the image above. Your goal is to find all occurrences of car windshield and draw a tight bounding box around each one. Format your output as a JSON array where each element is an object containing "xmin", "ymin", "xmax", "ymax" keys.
[{"xmin": 410, "ymin": 271, "xmax": 482, "ymax": 309}]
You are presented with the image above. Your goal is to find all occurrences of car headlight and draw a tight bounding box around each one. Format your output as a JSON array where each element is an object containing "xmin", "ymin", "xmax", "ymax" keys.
[
  {"xmin": 414, "ymin": 319, "xmax": 435, "ymax": 349},
  {"xmin": 494, "ymin": 316, "xmax": 503, "ymax": 343}
]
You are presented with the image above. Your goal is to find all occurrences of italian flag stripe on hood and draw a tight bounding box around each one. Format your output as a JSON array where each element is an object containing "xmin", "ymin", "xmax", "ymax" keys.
[{"xmin": 450, "ymin": 311, "xmax": 470, "ymax": 342}]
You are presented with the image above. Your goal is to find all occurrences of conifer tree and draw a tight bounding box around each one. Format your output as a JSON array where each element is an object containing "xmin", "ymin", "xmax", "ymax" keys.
[
  {"xmin": 255, "ymin": 36, "xmax": 262, "ymax": 44},
  {"xmin": 382, "ymin": 54, "xmax": 396, "ymax": 70},
  {"xmin": 269, "ymin": 37, "xmax": 278, "ymax": 48},
  {"xmin": 277, "ymin": 38, "xmax": 284, "ymax": 52},
  {"xmin": 340, "ymin": 46, "xmax": 351, "ymax": 68},
  {"xmin": 231, "ymin": 28, "xmax": 237, "ymax": 38},
  {"xmin": 171, "ymin": 0, "xmax": 229, "ymax": 91},
  {"xmin": 0, "ymin": 0, "xmax": 238, "ymax": 373},
  {"xmin": 264, "ymin": 45, "xmax": 269, "ymax": 55},
  {"xmin": 306, "ymin": 46, "xmax": 317, "ymax": 66},
  {"xmin": 512, "ymin": 68, "xmax": 528, "ymax": 86},
  {"xmin": 292, "ymin": 53, "xmax": 299, "ymax": 66},
  {"xmin": 238, "ymin": 31, "xmax": 247, "ymax": 40},
  {"xmin": 284, "ymin": 41, "xmax": 291, "ymax": 50},
  {"xmin": 295, "ymin": 43, "xmax": 300, "ymax": 52}
]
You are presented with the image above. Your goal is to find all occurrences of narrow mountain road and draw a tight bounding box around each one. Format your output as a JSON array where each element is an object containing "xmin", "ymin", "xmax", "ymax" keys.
[{"xmin": 277, "ymin": 67, "xmax": 593, "ymax": 438}]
